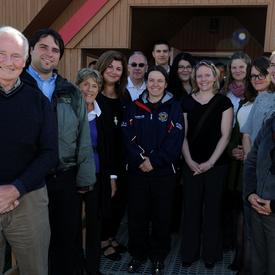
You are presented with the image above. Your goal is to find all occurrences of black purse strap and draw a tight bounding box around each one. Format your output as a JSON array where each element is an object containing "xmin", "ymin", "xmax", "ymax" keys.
[{"xmin": 191, "ymin": 95, "xmax": 222, "ymax": 144}]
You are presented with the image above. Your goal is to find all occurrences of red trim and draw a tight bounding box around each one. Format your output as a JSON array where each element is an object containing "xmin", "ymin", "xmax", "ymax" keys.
[
  {"xmin": 59, "ymin": 0, "xmax": 108, "ymax": 45},
  {"xmin": 134, "ymin": 100, "xmax": 152, "ymax": 113}
]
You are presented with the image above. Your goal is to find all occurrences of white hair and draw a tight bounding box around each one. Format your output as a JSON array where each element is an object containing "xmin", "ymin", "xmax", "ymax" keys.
[
  {"xmin": 0, "ymin": 26, "xmax": 29, "ymax": 60},
  {"xmin": 128, "ymin": 51, "xmax": 148, "ymax": 65}
]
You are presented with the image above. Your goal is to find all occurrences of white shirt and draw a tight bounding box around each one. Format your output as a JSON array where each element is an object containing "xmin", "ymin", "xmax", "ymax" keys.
[
  {"xmin": 87, "ymin": 100, "xmax": 101, "ymax": 121},
  {"xmin": 127, "ymin": 77, "xmax": 146, "ymax": 101},
  {"xmin": 237, "ymin": 101, "xmax": 253, "ymax": 129}
]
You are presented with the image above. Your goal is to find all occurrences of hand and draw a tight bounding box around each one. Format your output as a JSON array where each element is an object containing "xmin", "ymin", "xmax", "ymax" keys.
[
  {"xmin": 139, "ymin": 157, "xmax": 153, "ymax": 172},
  {"xmin": 1, "ymin": 200, "xmax": 20, "ymax": 214},
  {"xmin": 0, "ymin": 185, "xmax": 20, "ymax": 214},
  {"xmin": 110, "ymin": 179, "xmax": 117, "ymax": 198},
  {"xmin": 197, "ymin": 161, "xmax": 213, "ymax": 174},
  {"xmin": 186, "ymin": 159, "xmax": 201, "ymax": 175},
  {"xmin": 232, "ymin": 146, "xmax": 244, "ymax": 160},
  {"xmin": 248, "ymin": 194, "xmax": 272, "ymax": 215}
]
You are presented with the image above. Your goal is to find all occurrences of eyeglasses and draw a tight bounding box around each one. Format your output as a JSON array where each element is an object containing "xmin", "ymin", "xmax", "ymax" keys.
[
  {"xmin": 250, "ymin": 74, "xmax": 266, "ymax": 81},
  {"xmin": 129, "ymin": 62, "xmax": 146, "ymax": 68},
  {"xmin": 178, "ymin": 65, "xmax": 192, "ymax": 70},
  {"xmin": 270, "ymin": 63, "xmax": 275, "ymax": 68}
]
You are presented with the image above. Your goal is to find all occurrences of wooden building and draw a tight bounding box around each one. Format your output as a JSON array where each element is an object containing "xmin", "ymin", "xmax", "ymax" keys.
[{"xmin": 0, "ymin": 0, "xmax": 275, "ymax": 82}]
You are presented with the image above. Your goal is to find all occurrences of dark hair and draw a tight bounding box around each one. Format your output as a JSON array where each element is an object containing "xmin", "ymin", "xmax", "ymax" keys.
[
  {"xmin": 152, "ymin": 40, "xmax": 170, "ymax": 51},
  {"xmin": 223, "ymin": 52, "xmax": 251, "ymax": 93},
  {"xmin": 168, "ymin": 52, "xmax": 196, "ymax": 99},
  {"xmin": 245, "ymin": 56, "xmax": 274, "ymax": 100},
  {"xmin": 95, "ymin": 50, "xmax": 128, "ymax": 97},
  {"xmin": 28, "ymin": 28, "xmax": 65, "ymax": 59},
  {"xmin": 215, "ymin": 62, "xmax": 226, "ymax": 70},
  {"xmin": 251, "ymin": 56, "xmax": 270, "ymax": 76},
  {"xmin": 145, "ymin": 65, "xmax": 169, "ymax": 83}
]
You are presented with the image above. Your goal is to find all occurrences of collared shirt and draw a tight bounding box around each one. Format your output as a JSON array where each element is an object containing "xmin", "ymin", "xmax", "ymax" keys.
[
  {"xmin": 127, "ymin": 76, "xmax": 146, "ymax": 101},
  {"xmin": 27, "ymin": 65, "xmax": 57, "ymax": 100},
  {"xmin": 0, "ymin": 78, "xmax": 21, "ymax": 96},
  {"xmin": 87, "ymin": 100, "xmax": 102, "ymax": 121}
]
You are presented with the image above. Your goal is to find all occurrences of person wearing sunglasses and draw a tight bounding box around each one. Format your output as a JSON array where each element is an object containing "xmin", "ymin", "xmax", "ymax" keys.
[{"xmin": 126, "ymin": 51, "xmax": 148, "ymax": 101}]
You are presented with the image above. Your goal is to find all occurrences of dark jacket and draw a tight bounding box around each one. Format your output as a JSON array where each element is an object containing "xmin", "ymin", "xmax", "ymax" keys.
[
  {"xmin": 243, "ymin": 114, "xmax": 275, "ymax": 211},
  {"xmin": 21, "ymin": 70, "xmax": 96, "ymax": 188},
  {"xmin": 122, "ymin": 90, "xmax": 184, "ymax": 176},
  {"xmin": 0, "ymin": 81, "xmax": 58, "ymax": 195}
]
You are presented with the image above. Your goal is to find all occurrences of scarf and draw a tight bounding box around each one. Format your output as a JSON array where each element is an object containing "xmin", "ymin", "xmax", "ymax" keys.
[{"xmin": 229, "ymin": 82, "xmax": 245, "ymax": 98}]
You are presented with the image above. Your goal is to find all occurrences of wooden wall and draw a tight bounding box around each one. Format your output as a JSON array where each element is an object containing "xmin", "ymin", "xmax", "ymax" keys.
[{"xmin": 0, "ymin": 0, "xmax": 48, "ymax": 31}]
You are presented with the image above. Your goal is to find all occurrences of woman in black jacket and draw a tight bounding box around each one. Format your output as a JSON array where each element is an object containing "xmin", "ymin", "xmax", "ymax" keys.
[{"xmin": 122, "ymin": 66, "xmax": 184, "ymax": 275}]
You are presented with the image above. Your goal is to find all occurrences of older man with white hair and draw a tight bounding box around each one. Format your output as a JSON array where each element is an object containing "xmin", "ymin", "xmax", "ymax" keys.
[
  {"xmin": 127, "ymin": 51, "xmax": 148, "ymax": 101},
  {"xmin": 0, "ymin": 26, "xmax": 58, "ymax": 275}
]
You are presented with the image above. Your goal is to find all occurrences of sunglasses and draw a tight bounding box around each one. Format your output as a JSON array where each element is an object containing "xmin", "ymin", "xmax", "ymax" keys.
[{"xmin": 129, "ymin": 62, "xmax": 146, "ymax": 68}]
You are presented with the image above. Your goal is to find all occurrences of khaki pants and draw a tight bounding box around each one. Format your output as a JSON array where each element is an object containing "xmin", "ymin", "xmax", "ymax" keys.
[{"xmin": 0, "ymin": 186, "xmax": 50, "ymax": 275}]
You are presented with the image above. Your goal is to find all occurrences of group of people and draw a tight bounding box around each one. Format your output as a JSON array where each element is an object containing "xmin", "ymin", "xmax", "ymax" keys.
[{"xmin": 0, "ymin": 24, "xmax": 275, "ymax": 275}]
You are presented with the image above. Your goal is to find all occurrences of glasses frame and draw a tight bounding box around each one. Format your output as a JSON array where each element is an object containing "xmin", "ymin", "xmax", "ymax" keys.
[{"xmin": 129, "ymin": 62, "xmax": 146, "ymax": 68}]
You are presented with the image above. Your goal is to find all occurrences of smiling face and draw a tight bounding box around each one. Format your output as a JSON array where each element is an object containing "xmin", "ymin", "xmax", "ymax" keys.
[
  {"xmin": 128, "ymin": 54, "xmax": 147, "ymax": 83},
  {"xmin": 147, "ymin": 70, "xmax": 167, "ymax": 102},
  {"xmin": 79, "ymin": 77, "xmax": 99, "ymax": 105},
  {"xmin": 269, "ymin": 54, "xmax": 275, "ymax": 85},
  {"xmin": 177, "ymin": 59, "xmax": 192, "ymax": 82},
  {"xmin": 0, "ymin": 33, "xmax": 26, "ymax": 87},
  {"xmin": 195, "ymin": 65, "xmax": 217, "ymax": 93},
  {"xmin": 103, "ymin": 60, "xmax": 123, "ymax": 85},
  {"xmin": 250, "ymin": 66, "xmax": 270, "ymax": 92},
  {"xmin": 30, "ymin": 35, "xmax": 60, "ymax": 78},
  {"xmin": 231, "ymin": 58, "xmax": 247, "ymax": 82}
]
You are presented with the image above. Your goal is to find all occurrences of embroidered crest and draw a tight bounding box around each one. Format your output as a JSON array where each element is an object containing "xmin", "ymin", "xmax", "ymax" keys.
[{"xmin": 158, "ymin": 112, "xmax": 168, "ymax": 122}]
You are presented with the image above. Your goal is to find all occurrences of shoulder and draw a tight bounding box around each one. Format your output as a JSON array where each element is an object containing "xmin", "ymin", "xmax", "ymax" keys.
[
  {"xmin": 56, "ymin": 75, "xmax": 81, "ymax": 100},
  {"xmin": 215, "ymin": 93, "xmax": 233, "ymax": 109}
]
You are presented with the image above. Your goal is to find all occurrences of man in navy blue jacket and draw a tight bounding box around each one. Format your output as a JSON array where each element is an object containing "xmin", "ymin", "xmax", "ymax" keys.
[{"xmin": 0, "ymin": 26, "xmax": 57, "ymax": 275}]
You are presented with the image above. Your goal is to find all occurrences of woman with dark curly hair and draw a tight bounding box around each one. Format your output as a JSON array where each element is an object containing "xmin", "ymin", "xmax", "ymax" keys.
[{"xmin": 168, "ymin": 52, "xmax": 196, "ymax": 104}]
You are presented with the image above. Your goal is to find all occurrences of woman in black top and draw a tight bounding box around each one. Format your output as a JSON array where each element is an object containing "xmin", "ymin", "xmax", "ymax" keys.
[
  {"xmin": 181, "ymin": 60, "xmax": 233, "ymax": 269},
  {"xmin": 95, "ymin": 50, "xmax": 128, "ymax": 261}
]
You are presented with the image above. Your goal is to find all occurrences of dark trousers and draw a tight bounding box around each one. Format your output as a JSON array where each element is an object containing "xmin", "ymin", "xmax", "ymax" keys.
[
  {"xmin": 181, "ymin": 165, "xmax": 227, "ymax": 263},
  {"xmin": 251, "ymin": 209, "xmax": 275, "ymax": 275},
  {"xmin": 47, "ymin": 168, "xmax": 81, "ymax": 275},
  {"xmin": 79, "ymin": 181, "xmax": 101, "ymax": 275},
  {"xmin": 101, "ymin": 175, "xmax": 127, "ymax": 241},
  {"xmin": 128, "ymin": 173, "xmax": 176, "ymax": 262}
]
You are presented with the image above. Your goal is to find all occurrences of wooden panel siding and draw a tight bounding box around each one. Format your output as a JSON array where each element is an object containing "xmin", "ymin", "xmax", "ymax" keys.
[
  {"xmin": 128, "ymin": 0, "xmax": 269, "ymax": 5},
  {"xmin": 58, "ymin": 48, "xmax": 81, "ymax": 82},
  {"xmin": 0, "ymin": 0, "xmax": 48, "ymax": 31},
  {"xmin": 77, "ymin": 0, "xmax": 130, "ymax": 48}
]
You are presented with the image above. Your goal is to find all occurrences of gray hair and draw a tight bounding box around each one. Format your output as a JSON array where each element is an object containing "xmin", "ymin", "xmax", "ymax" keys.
[
  {"xmin": 128, "ymin": 51, "xmax": 148, "ymax": 65},
  {"xmin": 0, "ymin": 26, "xmax": 29, "ymax": 61},
  {"xmin": 76, "ymin": 68, "xmax": 103, "ymax": 90}
]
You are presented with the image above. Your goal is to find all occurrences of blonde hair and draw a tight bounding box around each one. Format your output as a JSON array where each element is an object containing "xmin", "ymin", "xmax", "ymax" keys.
[{"xmin": 192, "ymin": 60, "xmax": 220, "ymax": 94}]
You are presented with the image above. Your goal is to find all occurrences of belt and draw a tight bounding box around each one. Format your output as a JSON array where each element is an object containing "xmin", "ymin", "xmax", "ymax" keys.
[{"xmin": 46, "ymin": 166, "xmax": 76, "ymax": 179}]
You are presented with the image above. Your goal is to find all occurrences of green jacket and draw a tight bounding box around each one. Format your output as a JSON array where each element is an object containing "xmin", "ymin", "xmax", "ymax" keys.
[{"xmin": 21, "ymin": 71, "xmax": 96, "ymax": 188}]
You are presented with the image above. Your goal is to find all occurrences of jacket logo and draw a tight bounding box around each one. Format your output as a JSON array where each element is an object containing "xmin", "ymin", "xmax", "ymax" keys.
[
  {"xmin": 158, "ymin": 112, "xmax": 168, "ymax": 122},
  {"xmin": 134, "ymin": 115, "xmax": 145, "ymax": 119}
]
